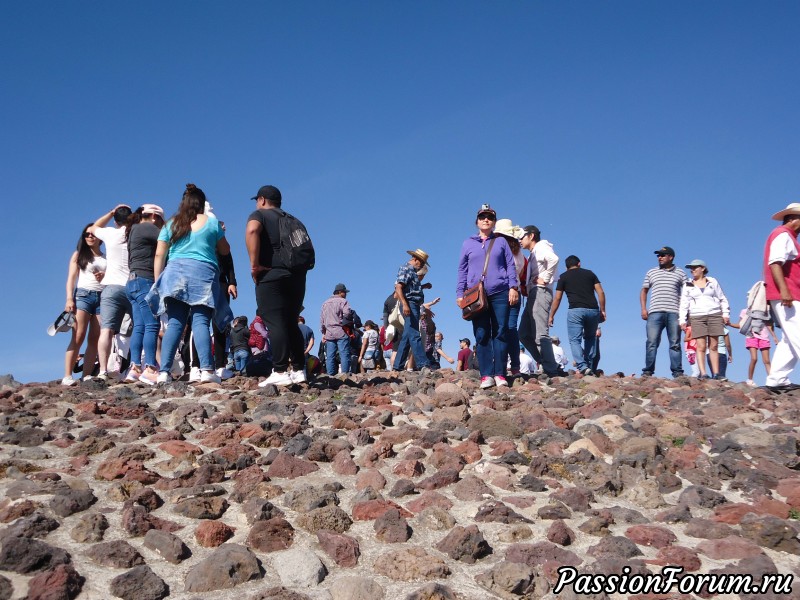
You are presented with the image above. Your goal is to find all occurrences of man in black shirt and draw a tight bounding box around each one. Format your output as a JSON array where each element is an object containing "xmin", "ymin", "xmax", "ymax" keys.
[
  {"xmin": 549, "ymin": 255, "xmax": 606, "ymax": 376},
  {"xmin": 246, "ymin": 185, "xmax": 308, "ymax": 386}
]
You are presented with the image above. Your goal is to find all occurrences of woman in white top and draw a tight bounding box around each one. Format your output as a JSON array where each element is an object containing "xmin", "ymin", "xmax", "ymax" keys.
[
  {"xmin": 679, "ymin": 259, "xmax": 730, "ymax": 379},
  {"xmin": 358, "ymin": 320, "xmax": 380, "ymax": 372},
  {"xmin": 62, "ymin": 223, "xmax": 106, "ymax": 385}
]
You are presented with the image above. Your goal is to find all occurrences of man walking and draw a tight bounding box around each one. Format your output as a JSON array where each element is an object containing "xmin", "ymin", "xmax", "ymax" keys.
[
  {"xmin": 641, "ymin": 246, "xmax": 688, "ymax": 377},
  {"xmin": 246, "ymin": 185, "xmax": 309, "ymax": 386},
  {"xmin": 320, "ymin": 283, "xmax": 352, "ymax": 375},
  {"xmin": 764, "ymin": 203, "xmax": 800, "ymax": 391},
  {"xmin": 518, "ymin": 225, "xmax": 563, "ymax": 376},
  {"xmin": 393, "ymin": 249, "xmax": 432, "ymax": 371},
  {"xmin": 89, "ymin": 204, "xmax": 132, "ymax": 380},
  {"xmin": 549, "ymin": 255, "xmax": 606, "ymax": 376}
]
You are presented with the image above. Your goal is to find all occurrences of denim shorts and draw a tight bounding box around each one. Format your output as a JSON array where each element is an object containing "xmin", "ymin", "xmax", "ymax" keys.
[
  {"xmin": 100, "ymin": 284, "xmax": 131, "ymax": 332},
  {"xmin": 75, "ymin": 288, "xmax": 102, "ymax": 316}
]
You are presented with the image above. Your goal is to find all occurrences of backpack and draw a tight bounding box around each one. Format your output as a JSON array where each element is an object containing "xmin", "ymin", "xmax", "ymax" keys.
[
  {"xmin": 275, "ymin": 209, "xmax": 315, "ymax": 272},
  {"xmin": 249, "ymin": 318, "xmax": 266, "ymax": 350}
]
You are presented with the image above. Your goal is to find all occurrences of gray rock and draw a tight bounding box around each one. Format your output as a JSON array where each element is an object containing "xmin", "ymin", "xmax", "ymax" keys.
[
  {"xmin": 475, "ymin": 562, "xmax": 545, "ymax": 598},
  {"xmin": 184, "ymin": 544, "xmax": 262, "ymax": 592},
  {"xmin": 374, "ymin": 508, "xmax": 411, "ymax": 542},
  {"xmin": 242, "ymin": 497, "xmax": 284, "ymax": 523},
  {"xmin": 251, "ymin": 587, "xmax": 313, "ymax": 600},
  {"xmin": 110, "ymin": 565, "xmax": 168, "ymax": 600},
  {"xmin": 0, "ymin": 537, "xmax": 71, "ymax": 573},
  {"xmin": 679, "ymin": 485, "xmax": 727, "ymax": 508},
  {"xmin": 272, "ymin": 549, "xmax": 327, "ymax": 588},
  {"xmin": 85, "ymin": 540, "xmax": 144, "ymax": 568},
  {"xmin": 70, "ymin": 513, "xmax": 108, "ymax": 543},
  {"xmin": 434, "ymin": 524, "xmax": 492, "ymax": 563},
  {"xmin": 1, "ymin": 512, "xmax": 60, "ymax": 540},
  {"xmin": 143, "ymin": 529, "xmax": 190, "ymax": 563},
  {"xmin": 297, "ymin": 505, "xmax": 352, "ymax": 534},
  {"xmin": 0, "ymin": 575, "xmax": 10, "ymax": 600},
  {"xmin": 283, "ymin": 484, "xmax": 339, "ymax": 513},
  {"xmin": 587, "ymin": 535, "xmax": 644, "ymax": 559},
  {"xmin": 405, "ymin": 582, "xmax": 459, "ymax": 600},
  {"xmin": 172, "ymin": 496, "xmax": 228, "ymax": 519},
  {"xmin": 329, "ymin": 576, "xmax": 384, "ymax": 600},
  {"xmin": 417, "ymin": 506, "xmax": 456, "ymax": 531},
  {"xmin": 740, "ymin": 514, "xmax": 800, "ymax": 554},
  {"xmin": 50, "ymin": 489, "xmax": 96, "ymax": 517}
]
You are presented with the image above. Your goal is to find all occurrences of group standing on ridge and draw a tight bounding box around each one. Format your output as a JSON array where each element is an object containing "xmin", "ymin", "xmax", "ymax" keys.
[{"xmin": 53, "ymin": 191, "xmax": 800, "ymax": 392}]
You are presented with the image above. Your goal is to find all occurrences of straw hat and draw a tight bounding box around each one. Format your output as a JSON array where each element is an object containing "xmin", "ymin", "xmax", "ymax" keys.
[
  {"xmin": 407, "ymin": 249, "xmax": 430, "ymax": 266},
  {"xmin": 772, "ymin": 203, "xmax": 800, "ymax": 221},
  {"xmin": 494, "ymin": 219, "xmax": 523, "ymax": 240}
]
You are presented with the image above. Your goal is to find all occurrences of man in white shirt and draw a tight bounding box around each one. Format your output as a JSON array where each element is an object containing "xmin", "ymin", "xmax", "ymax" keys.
[
  {"xmin": 518, "ymin": 225, "xmax": 563, "ymax": 376},
  {"xmin": 89, "ymin": 204, "xmax": 132, "ymax": 380},
  {"xmin": 518, "ymin": 346, "xmax": 535, "ymax": 375},
  {"xmin": 764, "ymin": 203, "xmax": 800, "ymax": 391}
]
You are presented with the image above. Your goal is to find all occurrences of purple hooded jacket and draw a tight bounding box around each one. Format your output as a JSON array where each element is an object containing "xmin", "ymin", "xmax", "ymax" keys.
[{"xmin": 456, "ymin": 233, "xmax": 519, "ymax": 298}]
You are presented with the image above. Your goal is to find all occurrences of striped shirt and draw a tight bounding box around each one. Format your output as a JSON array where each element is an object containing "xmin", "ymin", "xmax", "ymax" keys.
[{"xmin": 642, "ymin": 266, "xmax": 687, "ymax": 313}]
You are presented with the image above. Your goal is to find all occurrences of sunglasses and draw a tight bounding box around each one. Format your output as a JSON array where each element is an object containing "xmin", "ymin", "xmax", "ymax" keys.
[
  {"xmin": 478, "ymin": 214, "xmax": 496, "ymax": 221},
  {"xmin": 83, "ymin": 232, "xmax": 96, "ymax": 238},
  {"xmin": 656, "ymin": 253, "xmax": 670, "ymax": 257}
]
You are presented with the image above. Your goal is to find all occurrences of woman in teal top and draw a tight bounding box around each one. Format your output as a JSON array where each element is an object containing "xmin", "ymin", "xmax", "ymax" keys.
[{"xmin": 149, "ymin": 183, "xmax": 233, "ymax": 384}]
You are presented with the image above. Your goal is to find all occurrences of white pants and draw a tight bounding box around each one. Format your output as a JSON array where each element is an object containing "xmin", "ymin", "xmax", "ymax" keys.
[{"xmin": 766, "ymin": 300, "xmax": 800, "ymax": 386}]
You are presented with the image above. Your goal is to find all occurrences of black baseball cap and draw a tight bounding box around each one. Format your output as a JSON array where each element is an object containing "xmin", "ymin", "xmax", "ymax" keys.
[
  {"xmin": 654, "ymin": 246, "xmax": 675, "ymax": 256},
  {"xmin": 251, "ymin": 185, "xmax": 282, "ymax": 202},
  {"xmin": 522, "ymin": 225, "xmax": 540, "ymax": 237},
  {"xmin": 459, "ymin": 338, "xmax": 471, "ymax": 346}
]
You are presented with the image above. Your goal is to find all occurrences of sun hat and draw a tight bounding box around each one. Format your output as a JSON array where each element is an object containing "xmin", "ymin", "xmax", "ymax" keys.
[
  {"xmin": 407, "ymin": 249, "xmax": 430, "ymax": 266},
  {"xmin": 494, "ymin": 219, "xmax": 523, "ymax": 239},
  {"xmin": 47, "ymin": 311, "xmax": 75, "ymax": 336},
  {"xmin": 771, "ymin": 203, "xmax": 800, "ymax": 221},
  {"xmin": 333, "ymin": 283, "xmax": 350, "ymax": 294}
]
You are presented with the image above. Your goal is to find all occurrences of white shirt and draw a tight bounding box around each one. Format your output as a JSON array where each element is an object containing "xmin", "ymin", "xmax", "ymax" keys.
[
  {"xmin": 519, "ymin": 352, "xmax": 535, "ymax": 374},
  {"xmin": 769, "ymin": 232, "xmax": 798, "ymax": 265},
  {"xmin": 93, "ymin": 226, "xmax": 129, "ymax": 286},
  {"xmin": 76, "ymin": 255, "xmax": 107, "ymax": 292},
  {"xmin": 526, "ymin": 240, "xmax": 559, "ymax": 293},
  {"xmin": 552, "ymin": 345, "xmax": 568, "ymax": 368}
]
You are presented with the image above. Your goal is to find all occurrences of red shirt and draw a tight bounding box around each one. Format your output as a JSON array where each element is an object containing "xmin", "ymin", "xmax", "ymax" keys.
[{"xmin": 457, "ymin": 348, "xmax": 472, "ymax": 370}]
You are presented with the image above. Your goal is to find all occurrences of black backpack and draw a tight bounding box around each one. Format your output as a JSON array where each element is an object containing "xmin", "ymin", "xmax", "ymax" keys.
[{"xmin": 276, "ymin": 209, "xmax": 315, "ymax": 272}]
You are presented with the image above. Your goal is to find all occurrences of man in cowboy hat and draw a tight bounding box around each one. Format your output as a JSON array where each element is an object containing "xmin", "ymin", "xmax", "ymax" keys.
[
  {"xmin": 392, "ymin": 249, "xmax": 432, "ymax": 371},
  {"xmin": 764, "ymin": 203, "xmax": 800, "ymax": 391},
  {"xmin": 640, "ymin": 246, "xmax": 689, "ymax": 378},
  {"xmin": 320, "ymin": 283, "xmax": 353, "ymax": 375}
]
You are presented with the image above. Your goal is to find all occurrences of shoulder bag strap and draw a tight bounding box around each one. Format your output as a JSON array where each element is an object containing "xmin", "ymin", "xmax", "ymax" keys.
[{"xmin": 480, "ymin": 238, "xmax": 497, "ymax": 282}]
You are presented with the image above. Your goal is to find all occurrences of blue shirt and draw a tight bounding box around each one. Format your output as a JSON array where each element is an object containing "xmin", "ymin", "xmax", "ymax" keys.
[
  {"xmin": 396, "ymin": 263, "xmax": 423, "ymax": 304},
  {"xmin": 158, "ymin": 216, "xmax": 224, "ymax": 266}
]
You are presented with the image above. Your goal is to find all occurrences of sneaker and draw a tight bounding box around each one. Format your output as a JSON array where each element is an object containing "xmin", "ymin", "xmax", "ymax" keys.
[
  {"xmin": 259, "ymin": 370, "xmax": 294, "ymax": 387},
  {"xmin": 290, "ymin": 369, "xmax": 307, "ymax": 384},
  {"xmin": 124, "ymin": 365, "xmax": 142, "ymax": 382},
  {"xmin": 61, "ymin": 376, "xmax": 78, "ymax": 387},
  {"xmin": 138, "ymin": 367, "xmax": 158, "ymax": 386},
  {"xmin": 480, "ymin": 376, "xmax": 496, "ymax": 389},
  {"xmin": 697, "ymin": 374, "xmax": 711, "ymax": 380},
  {"xmin": 189, "ymin": 367, "xmax": 202, "ymax": 383},
  {"xmin": 200, "ymin": 371, "xmax": 221, "ymax": 384},
  {"xmin": 96, "ymin": 372, "xmax": 109, "ymax": 382},
  {"xmin": 509, "ymin": 369, "xmax": 521, "ymax": 376},
  {"xmin": 583, "ymin": 368, "xmax": 595, "ymax": 376},
  {"xmin": 216, "ymin": 367, "xmax": 234, "ymax": 381},
  {"xmin": 745, "ymin": 379, "xmax": 757, "ymax": 388},
  {"xmin": 494, "ymin": 375, "xmax": 509, "ymax": 387},
  {"xmin": 157, "ymin": 372, "xmax": 172, "ymax": 384},
  {"xmin": 713, "ymin": 374, "xmax": 728, "ymax": 382}
]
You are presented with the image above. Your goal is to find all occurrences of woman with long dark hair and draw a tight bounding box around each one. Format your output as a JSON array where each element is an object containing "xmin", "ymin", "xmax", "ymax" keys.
[
  {"xmin": 62, "ymin": 223, "xmax": 106, "ymax": 385},
  {"xmin": 124, "ymin": 204, "xmax": 165, "ymax": 385},
  {"xmin": 149, "ymin": 184, "xmax": 233, "ymax": 384},
  {"xmin": 456, "ymin": 204, "xmax": 519, "ymax": 389}
]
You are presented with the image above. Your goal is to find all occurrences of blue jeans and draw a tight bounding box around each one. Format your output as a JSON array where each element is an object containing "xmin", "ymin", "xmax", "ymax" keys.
[
  {"xmin": 393, "ymin": 301, "xmax": 430, "ymax": 370},
  {"xmin": 126, "ymin": 276, "xmax": 158, "ymax": 369},
  {"xmin": 471, "ymin": 291, "xmax": 510, "ymax": 377},
  {"xmin": 233, "ymin": 348, "xmax": 251, "ymax": 372},
  {"xmin": 644, "ymin": 311, "xmax": 683, "ymax": 376},
  {"xmin": 506, "ymin": 301, "xmax": 521, "ymax": 371},
  {"xmin": 326, "ymin": 338, "xmax": 351, "ymax": 375},
  {"xmin": 567, "ymin": 308, "xmax": 600, "ymax": 372},
  {"xmin": 160, "ymin": 299, "xmax": 214, "ymax": 373}
]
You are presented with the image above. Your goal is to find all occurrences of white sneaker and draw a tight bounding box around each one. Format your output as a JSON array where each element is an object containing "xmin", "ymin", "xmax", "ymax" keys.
[
  {"xmin": 480, "ymin": 376, "xmax": 496, "ymax": 389},
  {"xmin": 216, "ymin": 367, "xmax": 234, "ymax": 381},
  {"xmin": 290, "ymin": 369, "xmax": 307, "ymax": 384},
  {"xmin": 745, "ymin": 379, "xmax": 757, "ymax": 388},
  {"xmin": 124, "ymin": 366, "xmax": 141, "ymax": 382},
  {"xmin": 259, "ymin": 371, "xmax": 293, "ymax": 387},
  {"xmin": 200, "ymin": 371, "xmax": 221, "ymax": 384},
  {"xmin": 97, "ymin": 372, "xmax": 109, "ymax": 382},
  {"xmin": 494, "ymin": 375, "xmax": 509, "ymax": 387},
  {"xmin": 157, "ymin": 372, "xmax": 172, "ymax": 384},
  {"xmin": 189, "ymin": 367, "xmax": 202, "ymax": 383},
  {"xmin": 61, "ymin": 376, "xmax": 78, "ymax": 387}
]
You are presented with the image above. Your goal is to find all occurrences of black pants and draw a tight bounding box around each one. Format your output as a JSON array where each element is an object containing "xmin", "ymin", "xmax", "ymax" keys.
[{"xmin": 255, "ymin": 273, "xmax": 306, "ymax": 372}]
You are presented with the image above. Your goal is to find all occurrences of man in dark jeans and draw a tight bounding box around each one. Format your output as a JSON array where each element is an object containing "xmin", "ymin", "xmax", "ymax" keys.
[{"xmin": 246, "ymin": 185, "xmax": 308, "ymax": 387}]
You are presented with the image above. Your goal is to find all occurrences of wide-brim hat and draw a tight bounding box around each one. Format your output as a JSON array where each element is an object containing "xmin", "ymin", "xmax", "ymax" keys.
[
  {"xmin": 407, "ymin": 249, "xmax": 430, "ymax": 266},
  {"xmin": 494, "ymin": 219, "xmax": 523, "ymax": 240},
  {"xmin": 772, "ymin": 203, "xmax": 800, "ymax": 221},
  {"xmin": 47, "ymin": 311, "xmax": 75, "ymax": 336},
  {"xmin": 333, "ymin": 283, "xmax": 350, "ymax": 294}
]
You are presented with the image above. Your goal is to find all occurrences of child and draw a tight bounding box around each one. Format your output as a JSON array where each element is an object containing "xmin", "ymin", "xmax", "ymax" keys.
[
  {"xmin": 730, "ymin": 309, "xmax": 778, "ymax": 387},
  {"xmin": 684, "ymin": 325, "xmax": 699, "ymax": 377},
  {"xmin": 229, "ymin": 316, "xmax": 251, "ymax": 374}
]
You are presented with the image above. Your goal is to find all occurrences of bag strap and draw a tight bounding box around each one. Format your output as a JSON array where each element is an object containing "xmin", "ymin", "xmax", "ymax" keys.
[{"xmin": 480, "ymin": 238, "xmax": 497, "ymax": 282}]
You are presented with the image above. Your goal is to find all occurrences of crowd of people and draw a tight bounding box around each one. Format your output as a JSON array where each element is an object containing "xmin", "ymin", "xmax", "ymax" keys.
[{"xmin": 55, "ymin": 192, "xmax": 800, "ymax": 392}]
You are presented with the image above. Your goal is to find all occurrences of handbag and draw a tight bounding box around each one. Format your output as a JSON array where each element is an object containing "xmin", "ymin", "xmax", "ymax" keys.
[
  {"xmin": 388, "ymin": 300, "xmax": 404, "ymax": 328},
  {"xmin": 461, "ymin": 238, "xmax": 496, "ymax": 321}
]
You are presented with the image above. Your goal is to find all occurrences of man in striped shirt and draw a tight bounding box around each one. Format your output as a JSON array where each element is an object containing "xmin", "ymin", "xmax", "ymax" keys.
[{"xmin": 641, "ymin": 246, "xmax": 688, "ymax": 377}]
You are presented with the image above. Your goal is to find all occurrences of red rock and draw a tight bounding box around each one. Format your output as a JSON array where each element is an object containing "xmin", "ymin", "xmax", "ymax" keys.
[
  {"xmin": 625, "ymin": 525, "xmax": 677, "ymax": 548},
  {"xmin": 355, "ymin": 468, "xmax": 386, "ymax": 491},
  {"xmin": 331, "ymin": 450, "xmax": 359, "ymax": 475},
  {"xmin": 405, "ymin": 491, "xmax": 453, "ymax": 514},
  {"xmin": 247, "ymin": 517, "xmax": 294, "ymax": 552},
  {"xmin": 158, "ymin": 440, "xmax": 203, "ymax": 458},
  {"xmin": 26, "ymin": 563, "xmax": 83, "ymax": 600},
  {"xmin": 95, "ymin": 458, "xmax": 138, "ymax": 480},
  {"xmin": 238, "ymin": 423, "xmax": 264, "ymax": 438},
  {"xmin": 452, "ymin": 440, "xmax": 482, "ymax": 463},
  {"xmin": 266, "ymin": 452, "xmax": 320, "ymax": 479},
  {"xmin": 711, "ymin": 503, "xmax": 759, "ymax": 524},
  {"xmin": 0, "ymin": 499, "xmax": 39, "ymax": 522},
  {"xmin": 547, "ymin": 520, "xmax": 575, "ymax": 546},
  {"xmin": 92, "ymin": 418, "xmax": 130, "ymax": 429},
  {"xmin": 195, "ymin": 426, "xmax": 241, "ymax": 448},
  {"xmin": 504, "ymin": 497, "xmax": 537, "ymax": 509},
  {"xmin": 75, "ymin": 401, "xmax": 99, "ymax": 413},
  {"xmin": 317, "ymin": 530, "xmax": 360, "ymax": 567},
  {"xmin": 776, "ymin": 478, "xmax": 800, "ymax": 498},
  {"xmin": 356, "ymin": 391, "xmax": 392, "ymax": 406},
  {"xmin": 392, "ymin": 460, "xmax": 425, "ymax": 478},
  {"xmin": 352, "ymin": 499, "xmax": 413, "ymax": 520},
  {"xmin": 696, "ymin": 535, "xmax": 763, "ymax": 560},
  {"xmin": 149, "ymin": 430, "xmax": 183, "ymax": 443},
  {"xmin": 488, "ymin": 440, "xmax": 516, "ymax": 456},
  {"xmin": 751, "ymin": 496, "xmax": 790, "ymax": 519},
  {"xmin": 785, "ymin": 489, "xmax": 800, "ymax": 509},
  {"xmin": 416, "ymin": 468, "xmax": 460, "ymax": 491},
  {"xmin": 195, "ymin": 521, "xmax": 235, "ymax": 547},
  {"xmin": 649, "ymin": 546, "xmax": 702, "ymax": 571}
]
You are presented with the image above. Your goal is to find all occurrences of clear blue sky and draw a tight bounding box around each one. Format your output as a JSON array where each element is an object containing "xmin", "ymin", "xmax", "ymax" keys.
[{"xmin": 3, "ymin": 1, "xmax": 799, "ymax": 383}]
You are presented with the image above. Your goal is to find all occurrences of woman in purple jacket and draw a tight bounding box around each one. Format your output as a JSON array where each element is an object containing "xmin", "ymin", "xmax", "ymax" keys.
[{"xmin": 456, "ymin": 204, "xmax": 520, "ymax": 389}]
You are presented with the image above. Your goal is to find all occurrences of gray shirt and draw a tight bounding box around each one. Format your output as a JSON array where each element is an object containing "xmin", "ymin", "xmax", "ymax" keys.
[{"xmin": 127, "ymin": 222, "xmax": 161, "ymax": 280}]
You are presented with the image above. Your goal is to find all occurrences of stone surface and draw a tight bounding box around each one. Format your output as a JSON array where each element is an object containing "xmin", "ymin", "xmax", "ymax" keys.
[
  {"xmin": 373, "ymin": 547, "xmax": 451, "ymax": 581},
  {"xmin": 272, "ymin": 549, "xmax": 327, "ymax": 587},
  {"xmin": 109, "ymin": 565, "xmax": 168, "ymax": 600},
  {"xmin": 434, "ymin": 525, "xmax": 492, "ymax": 563},
  {"xmin": 184, "ymin": 544, "xmax": 262, "ymax": 592}
]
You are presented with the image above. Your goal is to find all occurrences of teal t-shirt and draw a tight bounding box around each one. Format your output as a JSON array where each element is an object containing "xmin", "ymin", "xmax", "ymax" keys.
[{"xmin": 159, "ymin": 216, "xmax": 224, "ymax": 265}]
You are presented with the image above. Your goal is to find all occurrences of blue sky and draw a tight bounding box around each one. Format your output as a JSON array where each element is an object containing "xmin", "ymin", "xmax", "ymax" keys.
[{"xmin": 3, "ymin": 1, "xmax": 799, "ymax": 383}]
